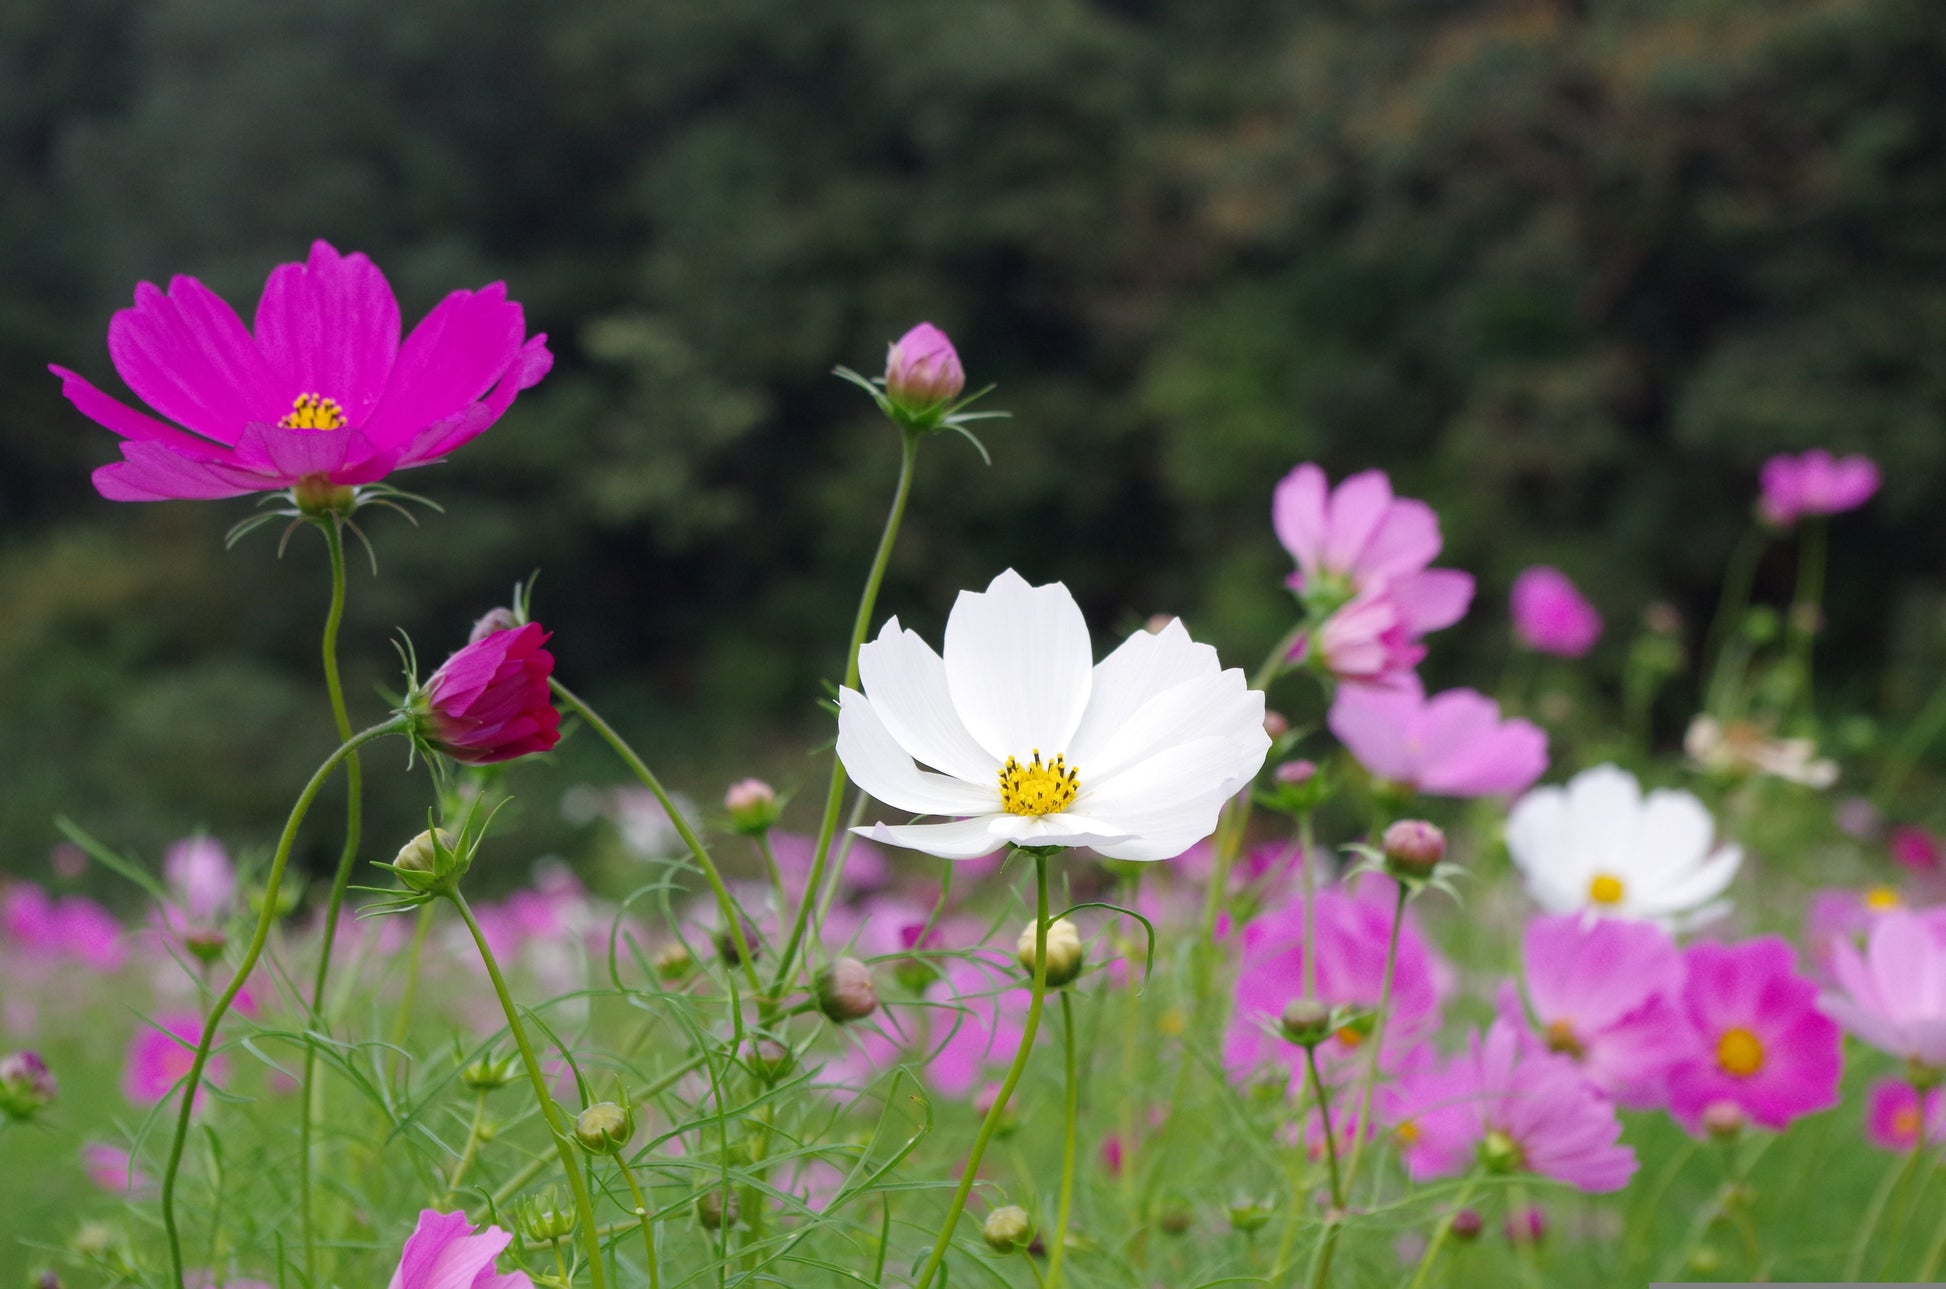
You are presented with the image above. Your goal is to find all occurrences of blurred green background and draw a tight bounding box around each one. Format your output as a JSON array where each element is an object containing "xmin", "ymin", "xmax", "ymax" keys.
[{"xmin": 4, "ymin": 0, "xmax": 1945, "ymax": 886}]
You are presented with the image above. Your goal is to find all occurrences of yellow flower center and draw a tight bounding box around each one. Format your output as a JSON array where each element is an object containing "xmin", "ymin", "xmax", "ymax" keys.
[
  {"xmin": 279, "ymin": 392, "xmax": 347, "ymax": 430},
  {"xmin": 1544, "ymin": 1018, "xmax": 1584, "ymax": 1059},
  {"xmin": 1333, "ymin": 1026, "xmax": 1364, "ymax": 1050},
  {"xmin": 1893, "ymin": 1105, "xmax": 1922, "ymax": 1141},
  {"xmin": 1716, "ymin": 1027, "xmax": 1765, "ymax": 1078},
  {"xmin": 998, "ymin": 750, "xmax": 1079, "ymax": 817},
  {"xmin": 1588, "ymin": 873, "xmax": 1626, "ymax": 906},
  {"xmin": 1395, "ymin": 1120, "xmax": 1420, "ymax": 1146},
  {"xmin": 1865, "ymin": 885, "xmax": 1902, "ymax": 912}
]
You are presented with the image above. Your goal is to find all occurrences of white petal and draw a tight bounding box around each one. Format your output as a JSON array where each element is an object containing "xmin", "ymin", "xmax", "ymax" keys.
[
  {"xmin": 1066, "ymin": 619, "xmax": 1222, "ymax": 768},
  {"xmin": 837, "ymin": 689, "xmax": 999, "ymax": 817},
  {"xmin": 1564, "ymin": 764, "xmax": 1646, "ymax": 880},
  {"xmin": 1635, "ymin": 844, "xmax": 1742, "ymax": 917},
  {"xmin": 1630, "ymin": 788, "xmax": 1718, "ymax": 880},
  {"xmin": 988, "ymin": 812, "xmax": 1135, "ymax": 849},
  {"xmin": 858, "ymin": 618, "xmax": 999, "ymax": 784},
  {"xmin": 1505, "ymin": 784, "xmax": 1574, "ymax": 881},
  {"xmin": 943, "ymin": 570, "xmax": 1094, "ymax": 761},
  {"xmin": 862, "ymin": 817, "xmax": 1009, "ymax": 861},
  {"xmin": 1072, "ymin": 735, "xmax": 1259, "ymax": 862},
  {"xmin": 1073, "ymin": 666, "xmax": 1261, "ymax": 786}
]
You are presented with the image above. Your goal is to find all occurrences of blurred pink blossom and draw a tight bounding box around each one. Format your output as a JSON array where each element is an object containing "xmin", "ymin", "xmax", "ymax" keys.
[
  {"xmin": 387, "ymin": 1209, "xmax": 532, "ymax": 1289},
  {"xmin": 1758, "ymin": 449, "xmax": 1880, "ymax": 526},
  {"xmin": 1509, "ymin": 566, "xmax": 1602, "ymax": 658},
  {"xmin": 123, "ymin": 1012, "xmax": 224, "ymax": 1110},
  {"xmin": 1666, "ymin": 937, "xmax": 1841, "ymax": 1134},
  {"xmin": 2, "ymin": 882, "xmax": 125, "ymax": 972},
  {"xmin": 1890, "ymin": 825, "xmax": 1943, "ymax": 875},
  {"xmin": 1328, "ymin": 679, "xmax": 1547, "ymax": 797},
  {"xmin": 82, "ymin": 1142, "xmax": 153, "ymax": 1195},
  {"xmin": 1820, "ymin": 910, "xmax": 1946, "ymax": 1070},
  {"xmin": 1865, "ymin": 1078, "xmax": 1946, "ymax": 1152}
]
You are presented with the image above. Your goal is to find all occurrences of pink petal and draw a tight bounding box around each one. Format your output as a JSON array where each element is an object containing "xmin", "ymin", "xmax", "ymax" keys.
[
  {"xmin": 93, "ymin": 442, "xmax": 271, "ymax": 501},
  {"xmin": 1320, "ymin": 470, "xmax": 1394, "ymax": 576},
  {"xmin": 254, "ymin": 240, "xmax": 401, "ymax": 422},
  {"xmin": 1272, "ymin": 464, "xmax": 1331, "ymax": 576},
  {"xmin": 1392, "ymin": 569, "xmax": 1474, "ymax": 634},
  {"xmin": 49, "ymin": 366, "xmax": 230, "ymax": 456},
  {"xmin": 363, "ymin": 284, "xmax": 530, "ymax": 446},
  {"xmin": 108, "ymin": 276, "xmax": 281, "ymax": 442},
  {"xmin": 1357, "ymin": 497, "xmax": 1443, "ymax": 585}
]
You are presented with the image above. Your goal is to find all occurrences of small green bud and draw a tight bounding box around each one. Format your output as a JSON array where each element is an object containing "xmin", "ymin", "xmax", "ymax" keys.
[
  {"xmin": 746, "ymin": 1037, "xmax": 792, "ymax": 1082},
  {"xmin": 982, "ymin": 1205, "xmax": 1034, "ymax": 1253},
  {"xmin": 574, "ymin": 1101, "xmax": 634, "ymax": 1155},
  {"xmin": 653, "ymin": 942, "xmax": 695, "ymax": 981},
  {"xmin": 815, "ymin": 957, "xmax": 878, "ymax": 1023},
  {"xmin": 1157, "ymin": 1206, "xmax": 1192, "ymax": 1236},
  {"xmin": 893, "ymin": 955, "xmax": 939, "ymax": 995},
  {"xmin": 1227, "ymin": 1196, "xmax": 1273, "ymax": 1234},
  {"xmin": 391, "ymin": 828, "xmax": 463, "ymax": 894},
  {"xmin": 0, "ymin": 1051, "xmax": 56, "ymax": 1122},
  {"xmin": 695, "ymin": 1188, "xmax": 740, "ymax": 1230},
  {"xmin": 1478, "ymin": 1129, "xmax": 1523, "ymax": 1175},
  {"xmin": 1279, "ymin": 998, "xmax": 1332, "ymax": 1048},
  {"xmin": 723, "ymin": 778, "xmax": 781, "ymax": 835},
  {"xmin": 459, "ymin": 1053, "xmax": 519, "ymax": 1092},
  {"xmin": 1017, "ymin": 917, "xmax": 1084, "ymax": 988},
  {"xmin": 716, "ymin": 919, "xmax": 763, "ymax": 967},
  {"xmin": 516, "ymin": 1187, "xmax": 577, "ymax": 1243}
]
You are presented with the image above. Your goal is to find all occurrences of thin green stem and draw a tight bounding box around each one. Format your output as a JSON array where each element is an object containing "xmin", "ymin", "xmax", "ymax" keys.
[
  {"xmin": 770, "ymin": 430, "xmax": 922, "ymax": 1002},
  {"xmin": 1875, "ymin": 674, "xmax": 1946, "ymax": 809},
  {"xmin": 1300, "ymin": 1045, "xmax": 1346, "ymax": 1289},
  {"xmin": 1117, "ymin": 869, "xmax": 1143, "ymax": 1223},
  {"xmin": 299, "ymin": 517, "xmax": 364, "ymax": 1286},
  {"xmin": 1046, "ymin": 990, "xmax": 1081, "ymax": 1289},
  {"xmin": 389, "ymin": 903, "xmax": 436, "ymax": 1055},
  {"xmin": 1341, "ymin": 882, "xmax": 1408, "ymax": 1195},
  {"xmin": 619, "ymin": 1156, "xmax": 661, "ymax": 1289},
  {"xmin": 1847, "ymin": 1134, "xmax": 1923, "ymax": 1279},
  {"xmin": 1784, "ymin": 516, "xmax": 1827, "ymax": 723},
  {"xmin": 1703, "ymin": 524, "xmax": 1768, "ymax": 709},
  {"xmin": 442, "ymin": 1090, "xmax": 491, "ymax": 1205},
  {"xmin": 549, "ymin": 680, "xmax": 761, "ymax": 998},
  {"xmin": 1404, "ymin": 1174, "xmax": 1482, "ymax": 1289},
  {"xmin": 913, "ymin": 849, "xmax": 1052, "ymax": 1289},
  {"xmin": 448, "ymin": 889, "xmax": 609, "ymax": 1289},
  {"xmin": 157, "ymin": 717, "xmax": 402, "ymax": 1289}
]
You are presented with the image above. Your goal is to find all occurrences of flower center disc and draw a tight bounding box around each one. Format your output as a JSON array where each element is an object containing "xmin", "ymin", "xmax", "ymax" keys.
[
  {"xmin": 280, "ymin": 392, "xmax": 347, "ymax": 430},
  {"xmin": 1544, "ymin": 1018, "xmax": 1585, "ymax": 1059},
  {"xmin": 1588, "ymin": 873, "xmax": 1626, "ymax": 906},
  {"xmin": 1716, "ymin": 1026, "xmax": 1765, "ymax": 1078},
  {"xmin": 1865, "ymin": 885, "xmax": 1902, "ymax": 912},
  {"xmin": 998, "ymin": 751, "xmax": 1079, "ymax": 817}
]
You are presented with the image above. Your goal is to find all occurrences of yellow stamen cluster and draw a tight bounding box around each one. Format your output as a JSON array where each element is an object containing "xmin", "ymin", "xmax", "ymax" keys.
[
  {"xmin": 280, "ymin": 392, "xmax": 347, "ymax": 430},
  {"xmin": 998, "ymin": 750, "xmax": 1079, "ymax": 817},
  {"xmin": 1588, "ymin": 873, "xmax": 1626, "ymax": 906},
  {"xmin": 1865, "ymin": 885, "xmax": 1902, "ymax": 912},
  {"xmin": 1544, "ymin": 1019, "xmax": 1585, "ymax": 1059},
  {"xmin": 1716, "ymin": 1026, "xmax": 1765, "ymax": 1078}
]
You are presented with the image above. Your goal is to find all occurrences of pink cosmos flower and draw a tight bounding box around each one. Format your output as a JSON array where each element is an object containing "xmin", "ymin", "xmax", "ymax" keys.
[
  {"xmin": 1328, "ymin": 678, "xmax": 1547, "ymax": 797},
  {"xmin": 1865, "ymin": 1078, "xmax": 1946, "ymax": 1152},
  {"xmin": 52, "ymin": 241, "xmax": 551, "ymax": 503},
  {"xmin": 1890, "ymin": 825, "xmax": 1943, "ymax": 876},
  {"xmin": 413, "ymin": 622, "xmax": 560, "ymax": 765},
  {"xmin": 1381, "ymin": 1020, "xmax": 1636, "ymax": 1192},
  {"xmin": 1509, "ymin": 566, "xmax": 1602, "ymax": 658},
  {"xmin": 82, "ymin": 1142, "xmax": 154, "ymax": 1195},
  {"xmin": 1502, "ymin": 915, "xmax": 1690, "ymax": 1109},
  {"xmin": 1758, "ymin": 449, "xmax": 1880, "ymax": 527},
  {"xmin": 1820, "ymin": 910, "xmax": 1946, "ymax": 1071},
  {"xmin": 1666, "ymin": 937, "xmax": 1842, "ymax": 1134},
  {"xmin": 925, "ymin": 955, "xmax": 1031, "ymax": 1098},
  {"xmin": 1296, "ymin": 590, "xmax": 1428, "ymax": 690},
  {"xmin": 1804, "ymin": 885, "xmax": 1908, "ymax": 982},
  {"xmin": 155, "ymin": 836, "xmax": 236, "ymax": 955},
  {"xmin": 388, "ymin": 1209, "xmax": 532, "ymax": 1289},
  {"xmin": 884, "ymin": 323, "xmax": 965, "ymax": 409},
  {"xmin": 1227, "ymin": 885, "xmax": 1444, "ymax": 1092},
  {"xmin": 1, "ymin": 882, "xmax": 125, "ymax": 971},
  {"xmin": 123, "ymin": 1012, "xmax": 225, "ymax": 1110}
]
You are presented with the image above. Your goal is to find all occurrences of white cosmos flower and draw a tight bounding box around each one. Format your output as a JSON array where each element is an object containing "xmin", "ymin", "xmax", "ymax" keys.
[
  {"xmin": 1505, "ymin": 763, "xmax": 1741, "ymax": 928},
  {"xmin": 836, "ymin": 570, "xmax": 1271, "ymax": 861}
]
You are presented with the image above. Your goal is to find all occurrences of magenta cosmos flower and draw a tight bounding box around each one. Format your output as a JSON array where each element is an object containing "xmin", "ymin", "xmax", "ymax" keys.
[
  {"xmin": 1381, "ymin": 1020, "xmax": 1636, "ymax": 1192},
  {"xmin": 1758, "ymin": 449, "xmax": 1880, "ymax": 527},
  {"xmin": 389, "ymin": 1210, "xmax": 532, "ymax": 1289},
  {"xmin": 1666, "ymin": 937, "xmax": 1842, "ymax": 1134},
  {"xmin": 410, "ymin": 621, "xmax": 560, "ymax": 765},
  {"xmin": 123, "ymin": 1012, "xmax": 225, "ymax": 1110},
  {"xmin": 1500, "ymin": 915, "xmax": 1689, "ymax": 1109},
  {"xmin": 884, "ymin": 322, "xmax": 965, "ymax": 410},
  {"xmin": 1328, "ymin": 678, "xmax": 1547, "ymax": 797},
  {"xmin": 1509, "ymin": 566, "xmax": 1602, "ymax": 658},
  {"xmin": 1820, "ymin": 910, "xmax": 1946, "ymax": 1072},
  {"xmin": 51, "ymin": 240, "xmax": 551, "ymax": 504},
  {"xmin": 1865, "ymin": 1078, "xmax": 1946, "ymax": 1151}
]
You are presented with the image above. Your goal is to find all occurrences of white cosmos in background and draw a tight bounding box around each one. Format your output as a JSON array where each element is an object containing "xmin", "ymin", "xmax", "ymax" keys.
[
  {"xmin": 836, "ymin": 570, "xmax": 1272, "ymax": 861},
  {"xmin": 1506, "ymin": 763, "xmax": 1742, "ymax": 928}
]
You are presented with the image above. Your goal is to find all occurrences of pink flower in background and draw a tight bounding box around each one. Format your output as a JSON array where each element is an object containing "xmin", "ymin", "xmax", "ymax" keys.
[
  {"xmin": 388, "ymin": 1209, "xmax": 532, "ymax": 1289},
  {"xmin": 1503, "ymin": 915, "xmax": 1690, "ymax": 1109},
  {"xmin": 1805, "ymin": 886, "xmax": 1907, "ymax": 981},
  {"xmin": 1509, "ymin": 566, "xmax": 1602, "ymax": 658},
  {"xmin": 1328, "ymin": 679, "xmax": 1547, "ymax": 797},
  {"xmin": 1666, "ymin": 938, "xmax": 1842, "ymax": 1134},
  {"xmin": 414, "ymin": 622, "xmax": 560, "ymax": 765},
  {"xmin": 1227, "ymin": 886, "xmax": 1445, "ymax": 1090},
  {"xmin": 1381, "ymin": 1020, "xmax": 1636, "ymax": 1192},
  {"xmin": 1865, "ymin": 1079, "xmax": 1946, "ymax": 1152},
  {"xmin": 1296, "ymin": 590, "xmax": 1427, "ymax": 690},
  {"xmin": 1820, "ymin": 911, "xmax": 1946, "ymax": 1070},
  {"xmin": 768, "ymin": 831, "xmax": 891, "ymax": 903},
  {"xmin": 1758, "ymin": 449, "xmax": 1880, "ymax": 526},
  {"xmin": 2, "ymin": 883, "xmax": 125, "ymax": 973},
  {"xmin": 925, "ymin": 955, "xmax": 1031, "ymax": 1098},
  {"xmin": 52, "ymin": 240, "xmax": 551, "ymax": 503},
  {"xmin": 123, "ymin": 1012, "xmax": 225, "ymax": 1110},
  {"xmin": 1890, "ymin": 825, "xmax": 1943, "ymax": 875},
  {"xmin": 83, "ymin": 1142, "xmax": 154, "ymax": 1195},
  {"xmin": 156, "ymin": 836, "xmax": 236, "ymax": 953},
  {"xmin": 884, "ymin": 323, "xmax": 965, "ymax": 409}
]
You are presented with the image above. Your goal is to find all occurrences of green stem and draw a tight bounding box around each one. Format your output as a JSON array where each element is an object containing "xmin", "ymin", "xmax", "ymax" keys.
[
  {"xmin": 1046, "ymin": 991, "xmax": 1081, "ymax": 1289},
  {"xmin": 1340, "ymin": 881, "xmax": 1408, "ymax": 1195},
  {"xmin": 1784, "ymin": 516, "xmax": 1827, "ymax": 723},
  {"xmin": 389, "ymin": 903, "xmax": 435, "ymax": 1054},
  {"xmin": 448, "ymin": 888, "xmax": 609, "ymax": 1289},
  {"xmin": 1847, "ymin": 1135, "xmax": 1923, "ymax": 1279},
  {"xmin": 619, "ymin": 1156, "xmax": 661, "ymax": 1289},
  {"xmin": 1300, "ymin": 1045, "xmax": 1346, "ymax": 1289},
  {"xmin": 300, "ymin": 517, "xmax": 364, "ymax": 1286},
  {"xmin": 1117, "ymin": 869, "xmax": 1143, "ymax": 1222},
  {"xmin": 442, "ymin": 1090, "xmax": 491, "ymax": 1205},
  {"xmin": 913, "ymin": 849, "xmax": 1053, "ymax": 1289},
  {"xmin": 770, "ymin": 429, "xmax": 922, "ymax": 1002},
  {"xmin": 1404, "ymin": 1174, "xmax": 1482, "ymax": 1289},
  {"xmin": 157, "ymin": 717, "xmax": 402, "ymax": 1289},
  {"xmin": 1702, "ymin": 524, "xmax": 1768, "ymax": 710},
  {"xmin": 1875, "ymin": 674, "xmax": 1946, "ymax": 809},
  {"xmin": 549, "ymin": 679, "xmax": 761, "ymax": 998}
]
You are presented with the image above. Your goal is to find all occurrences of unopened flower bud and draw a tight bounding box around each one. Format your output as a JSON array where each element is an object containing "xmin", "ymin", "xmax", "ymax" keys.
[
  {"xmin": 1157, "ymin": 1206, "xmax": 1192, "ymax": 1236},
  {"xmin": 392, "ymin": 828, "xmax": 459, "ymax": 892},
  {"xmin": 1700, "ymin": 1100, "xmax": 1746, "ymax": 1142},
  {"xmin": 0, "ymin": 1051, "xmax": 56, "ymax": 1121},
  {"xmin": 1227, "ymin": 1196, "xmax": 1273, "ymax": 1233},
  {"xmin": 746, "ymin": 1037, "xmax": 792, "ymax": 1082},
  {"xmin": 459, "ymin": 1053, "xmax": 519, "ymax": 1092},
  {"xmin": 1449, "ymin": 1208, "xmax": 1482, "ymax": 1243},
  {"xmin": 1279, "ymin": 998, "xmax": 1332, "ymax": 1048},
  {"xmin": 516, "ymin": 1187, "xmax": 578, "ymax": 1242},
  {"xmin": 574, "ymin": 1101, "xmax": 634, "ymax": 1155},
  {"xmin": 1503, "ymin": 1205, "xmax": 1546, "ymax": 1245},
  {"xmin": 973, "ymin": 1082, "xmax": 1019, "ymax": 1138},
  {"xmin": 183, "ymin": 929, "xmax": 228, "ymax": 965},
  {"xmin": 696, "ymin": 1187, "xmax": 740, "ymax": 1230},
  {"xmin": 884, "ymin": 322, "xmax": 965, "ymax": 415},
  {"xmin": 723, "ymin": 778, "xmax": 780, "ymax": 835},
  {"xmin": 1017, "ymin": 917, "xmax": 1084, "ymax": 988},
  {"xmin": 894, "ymin": 955, "xmax": 939, "ymax": 995},
  {"xmin": 654, "ymin": 942, "xmax": 695, "ymax": 981},
  {"xmin": 816, "ymin": 957, "xmax": 878, "ymax": 1023},
  {"xmin": 32, "ymin": 1270, "xmax": 62, "ymax": 1289},
  {"xmin": 468, "ymin": 606, "xmax": 522, "ymax": 644},
  {"xmin": 982, "ymin": 1205, "xmax": 1034, "ymax": 1253},
  {"xmin": 1275, "ymin": 759, "xmax": 1316, "ymax": 786},
  {"xmin": 1381, "ymin": 820, "xmax": 1446, "ymax": 879},
  {"xmin": 1263, "ymin": 710, "xmax": 1291, "ymax": 739},
  {"xmin": 716, "ymin": 919, "xmax": 763, "ymax": 967}
]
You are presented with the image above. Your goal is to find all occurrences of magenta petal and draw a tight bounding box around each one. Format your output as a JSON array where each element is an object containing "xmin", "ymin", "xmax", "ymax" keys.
[
  {"xmin": 364, "ymin": 284, "xmax": 528, "ymax": 446},
  {"xmin": 94, "ymin": 443, "xmax": 269, "ymax": 501},
  {"xmin": 1320, "ymin": 470, "xmax": 1394, "ymax": 574},
  {"xmin": 1358, "ymin": 497, "xmax": 1443, "ymax": 585},
  {"xmin": 1393, "ymin": 569, "xmax": 1474, "ymax": 634},
  {"xmin": 1272, "ymin": 463, "xmax": 1331, "ymax": 574},
  {"xmin": 108, "ymin": 276, "xmax": 281, "ymax": 441},
  {"xmin": 50, "ymin": 366, "xmax": 229, "ymax": 456},
  {"xmin": 254, "ymin": 240, "xmax": 401, "ymax": 422},
  {"xmin": 229, "ymin": 420, "xmax": 367, "ymax": 481}
]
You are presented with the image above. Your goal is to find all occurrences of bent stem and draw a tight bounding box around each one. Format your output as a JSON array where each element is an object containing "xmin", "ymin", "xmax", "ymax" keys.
[
  {"xmin": 1046, "ymin": 991, "xmax": 1082, "ymax": 1289},
  {"xmin": 1340, "ymin": 881, "xmax": 1409, "ymax": 1195},
  {"xmin": 549, "ymin": 680, "xmax": 760, "ymax": 998},
  {"xmin": 157, "ymin": 717, "xmax": 403, "ymax": 1289},
  {"xmin": 1300, "ymin": 1045, "xmax": 1346, "ymax": 1289},
  {"xmin": 771, "ymin": 429, "xmax": 922, "ymax": 1001},
  {"xmin": 913, "ymin": 849, "xmax": 1052, "ymax": 1289},
  {"xmin": 449, "ymin": 888, "xmax": 609, "ymax": 1289},
  {"xmin": 1404, "ymin": 1173, "xmax": 1482, "ymax": 1289}
]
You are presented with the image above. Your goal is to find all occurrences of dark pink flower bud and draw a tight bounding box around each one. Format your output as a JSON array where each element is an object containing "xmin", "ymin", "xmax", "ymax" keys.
[
  {"xmin": 412, "ymin": 622, "xmax": 561, "ymax": 765},
  {"xmin": 884, "ymin": 323, "xmax": 964, "ymax": 410},
  {"xmin": 467, "ymin": 606, "xmax": 523, "ymax": 644},
  {"xmin": 0, "ymin": 1050, "xmax": 56, "ymax": 1121},
  {"xmin": 1381, "ymin": 819, "xmax": 1446, "ymax": 877},
  {"xmin": 1449, "ymin": 1208, "xmax": 1483, "ymax": 1242}
]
